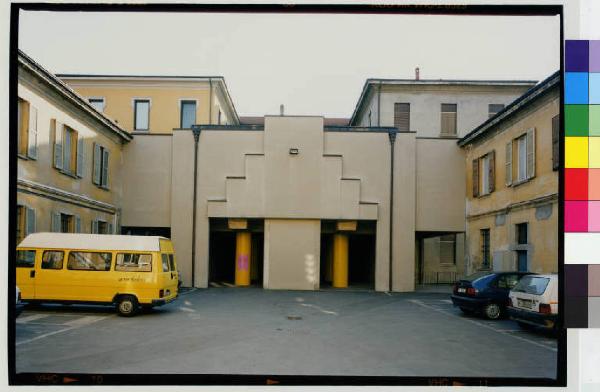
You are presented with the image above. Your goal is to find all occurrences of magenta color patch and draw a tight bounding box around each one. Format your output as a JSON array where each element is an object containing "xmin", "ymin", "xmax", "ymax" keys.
[
  {"xmin": 565, "ymin": 201, "xmax": 589, "ymax": 232},
  {"xmin": 591, "ymin": 41, "xmax": 600, "ymax": 72},
  {"xmin": 589, "ymin": 201, "xmax": 600, "ymax": 232}
]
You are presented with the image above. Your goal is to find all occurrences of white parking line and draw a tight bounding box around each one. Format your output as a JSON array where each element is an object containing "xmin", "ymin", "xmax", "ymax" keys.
[
  {"xmin": 16, "ymin": 315, "xmax": 113, "ymax": 347},
  {"xmin": 407, "ymin": 299, "xmax": 557, "ymax": 352},
  {"xmin": 299, "ymin": 303, "xmax": 338, "ymax": 316},
  {"xmin": 16, "ymin": 314, "xmax": 49, "ymax": 324}
]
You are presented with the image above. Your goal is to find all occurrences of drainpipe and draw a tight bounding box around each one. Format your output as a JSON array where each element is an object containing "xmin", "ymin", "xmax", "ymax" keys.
[
  {"xmin": 377, "ymin": 83, "xmax": 382, "ymax": 127},
  {"xmin": 191, "ymin": 125, "xmax": 202, "ymax": 287},
  {"xmin": 388, "ymin": 130, "xmax": 397, "ymax": 292},
  {"xmin": 208, "ymin": 79, "xmax": 213, "ymax": 125}
]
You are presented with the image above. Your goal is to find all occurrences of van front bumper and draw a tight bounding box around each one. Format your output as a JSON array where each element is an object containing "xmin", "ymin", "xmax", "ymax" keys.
[
  {"xmin": 508, "ymin": 306, "xmax": 557, "ymax": 329},
  {"xmin": 151, "ymin": 294, "xmax": 178, "ymax": 307}
]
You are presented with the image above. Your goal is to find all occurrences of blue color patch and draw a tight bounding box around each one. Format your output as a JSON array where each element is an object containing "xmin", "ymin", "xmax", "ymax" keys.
[
  {"xmin": 566, "ymin": 72, "xmax": 589, "ymax": 104},
  {"xmin": 590, "ymin": 73, "xmax": 600, "ymax": 104}
]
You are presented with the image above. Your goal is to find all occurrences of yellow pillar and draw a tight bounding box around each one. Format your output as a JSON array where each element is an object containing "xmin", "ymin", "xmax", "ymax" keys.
[
  {"xmin": 235, "ymin": 231, "xmax": 251, "ymax": 286},
  {"xmin": 332, "ymin": 233, "xmax": 349, "ymax": 288}
]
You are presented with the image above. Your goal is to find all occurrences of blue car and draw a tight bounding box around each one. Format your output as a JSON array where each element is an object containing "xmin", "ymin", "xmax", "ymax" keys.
[{"xmin": 451, "ymin": 271, "xmax": 533, "ymax": 320}]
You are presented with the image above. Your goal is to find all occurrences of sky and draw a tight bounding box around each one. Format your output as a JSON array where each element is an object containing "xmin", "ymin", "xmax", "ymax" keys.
[{"xmin": 18, "ymin": 10, "xmax": 560, "ymax": 118}]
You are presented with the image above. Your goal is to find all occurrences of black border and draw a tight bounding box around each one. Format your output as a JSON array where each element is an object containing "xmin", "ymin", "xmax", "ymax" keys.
[{"xmin": 8, "ymin": 2, "xmax": 565, "ymax": 387}]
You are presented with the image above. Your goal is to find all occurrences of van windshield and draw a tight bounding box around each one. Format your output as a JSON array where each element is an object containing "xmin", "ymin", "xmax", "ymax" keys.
[{"xmin": 512, "ymin": 276, "xmax": 550, "ymax": 295}]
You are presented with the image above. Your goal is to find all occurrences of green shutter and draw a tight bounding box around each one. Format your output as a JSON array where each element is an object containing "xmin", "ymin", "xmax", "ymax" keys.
[
  {"xmin": 102, "ymin": 149, "xmax": 109, "ymax": 188},
  {"xmin": 27, "ymin": 106, "xmax": 38, "ymax": 159},
  {"xmin": 526, "ymin": 128, "xmax": 536, "ymax": 179},
  {"xmin": 91, "ymin": 219, "xmax": 98, "ymax": 234},
  {"xmin": 26, "ymin": 207, "xmax": 36, "ymax": 236},
  {"xmin": 76, "ymin": 137, "xmax": 84, "ymax": 178},
  {"xmin": 75, "ymin": 215, "xmax": 81, "ymax": 233},
  {"xmin": 53, "ymin": 121, "xmax": 63, "ymax": 170},
  {"xmin": 108, "ymin": 223, "xmax": 113, "ymax": 235},
  {"xmin": 505, "ymin": 141, "xmax": 512, "ymax": 186},
  {"xmin": 51, "ymin": 212, "xmax": 61, "ymax": 232},
  {"xmin": 93, "ymin": 143, "xmax": 101, "ymax": 185}
]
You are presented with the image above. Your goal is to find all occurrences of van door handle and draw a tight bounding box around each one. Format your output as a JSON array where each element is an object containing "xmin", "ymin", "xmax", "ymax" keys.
[{"xmin": 30, "ymin": 270, "xmax": 35, "ymax": 278}]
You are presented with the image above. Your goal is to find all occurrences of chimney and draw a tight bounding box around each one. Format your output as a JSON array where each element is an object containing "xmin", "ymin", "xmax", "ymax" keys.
[
  {"xmin": 415, "ymin": 67, "xmax": 420, "ymax": 81},
  {"xmin": 280, "ymin": 104, "xmax": 284, "ymax": 116}
]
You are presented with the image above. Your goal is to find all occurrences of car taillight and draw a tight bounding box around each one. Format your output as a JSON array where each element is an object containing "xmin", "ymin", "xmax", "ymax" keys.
[
  {"xmin": 466, "ymin": 287, "xmax": 478, "ymax": 296},
  {"xmin": 159, "ymin": 289, "xmax": 164, "ymax": 298},
  {"xmin": 539, "ymin": 303, "xmax": 551, "ymax": 314}
]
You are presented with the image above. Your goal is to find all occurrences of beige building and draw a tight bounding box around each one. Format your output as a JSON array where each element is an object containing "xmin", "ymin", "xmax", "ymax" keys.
[
  {"xmin": 458, "ymin": 71, "xmax": 559, "ymax": 275},
  {"xmin": 16, "ymin": 51, "xmax": 131, "ymax": 243},
  {"xmin": 16, "ymin": 50, "xmax": 559, "ymax": 292}
]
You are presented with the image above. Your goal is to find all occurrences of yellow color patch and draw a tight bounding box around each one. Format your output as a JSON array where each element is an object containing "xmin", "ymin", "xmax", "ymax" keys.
[
  {"xmin": 565, "ymin": 137, "xmax": 589, "ymax": 168},
  {"xmin": 589, "ymin": 137, "xmax": 600, "ymax": 168}
]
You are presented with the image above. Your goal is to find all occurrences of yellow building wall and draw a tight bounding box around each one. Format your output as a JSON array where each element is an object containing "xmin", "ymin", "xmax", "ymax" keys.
[
  {"xmin": 17, "ymin": 74, "xmax": 126, "ymax": 236},
  {"xmin": 463, "ymin": 90, "xmax": 559, "ymax": 274}
]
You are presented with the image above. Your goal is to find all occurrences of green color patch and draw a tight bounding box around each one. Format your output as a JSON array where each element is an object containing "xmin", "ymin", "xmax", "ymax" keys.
[
  {"xmin": 590, "ymin": 105, "xmax": 600, "ymax": 136},
  {"xmin": 565, "ymin": 105, "xmax": 589, "ymax": 136}
]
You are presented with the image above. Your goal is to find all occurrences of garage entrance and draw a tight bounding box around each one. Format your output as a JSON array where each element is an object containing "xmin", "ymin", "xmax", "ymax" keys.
[
  {"xmin": 320, "ymin": 220, "xmax": 376, "ymax": 290},
  {"xmin": 209, "ymin": 218, "xmax": 264, "ymax": 287}
]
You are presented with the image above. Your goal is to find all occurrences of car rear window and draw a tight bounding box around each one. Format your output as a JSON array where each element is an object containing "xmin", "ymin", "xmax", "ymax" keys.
[
  {"xmin": 513, "ymin": 276, "xmax": 550, "ymax": 295},
  {"xmin": 463, "ymin": 271, "xmax": 494, "ymax": 282}
]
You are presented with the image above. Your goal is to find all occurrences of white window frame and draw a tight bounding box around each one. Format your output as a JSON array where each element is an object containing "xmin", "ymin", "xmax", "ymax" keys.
[
  {"xmin": 132, "ymin": 98, "xmax": 151, "ymax": 131},
  {"xmin": 88, "ymin": 97, "xmax": 105, "ymax": 113}
]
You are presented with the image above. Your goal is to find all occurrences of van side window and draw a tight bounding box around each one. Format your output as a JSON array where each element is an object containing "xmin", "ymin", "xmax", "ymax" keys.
[
  {"xmin": 17, "ymin": 250, "xmax": 36, "ymax": 268},
  {"xmin": 68, "ymin": 252, "xmax": 112, "ymax": 271},
  {"xmin": 168, "ymin": 254, "xmax": 176, "ymax": 271},
  {"xmin": 115, "ymin": 253, "xmax": 152, "ymax": 272},
  {"xmin": 161, "ymin": 254, "xmax": 170, "ymax": 272},
  {"xmin": 42, "ymin": 251, "xmax": 64, "ymax": 270}
]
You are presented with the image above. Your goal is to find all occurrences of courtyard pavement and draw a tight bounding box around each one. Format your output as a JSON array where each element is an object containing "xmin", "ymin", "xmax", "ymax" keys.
[{"xmin": 15, "ymin": 287, "xmax": 557, "ymax": 378}]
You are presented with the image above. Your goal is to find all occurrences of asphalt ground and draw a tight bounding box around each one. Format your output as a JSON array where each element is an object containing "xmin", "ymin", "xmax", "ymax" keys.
[{"xmin": 15, "ymin": 288, "xmax": 557, "ymax": 378}]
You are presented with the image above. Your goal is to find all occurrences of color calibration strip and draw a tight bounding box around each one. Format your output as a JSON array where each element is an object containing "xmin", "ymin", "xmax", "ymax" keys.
[{"xmin": 565, "ymin": 40, "xmax": 600, "ymax": 328}]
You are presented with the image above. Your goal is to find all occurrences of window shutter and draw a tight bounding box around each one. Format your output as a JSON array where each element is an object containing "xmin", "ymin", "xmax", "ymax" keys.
[
  {"xmin": 108, "ymin": 223, "xmax": 113, "ymax": 235},
  {"xmin": 488, "ymin": 150, "xmax": 495, "ymax": 193},
  {"xmin": 54, "ymin": 121, "xmax": 63, "ymax": 169},
  {"xmin": 552, "ymin": 116, "xmax": 559, "ymax": 171},
  {"xmin": 394, "ymin": 103, "xmax": 410, "ymax": 131},
  {"xmin": 27, "ymin": 105, "xmax": 38, "ymax": 159},
  {"xmin": 26, "ymin": 207, "xmax": 36, "ymax": 236},
  {"xmin": 91, "ymin": 219, "xmax": 98, "ymax": 234},
  {"xmin": 505, "ymin": 141, "xmax": 512, "ymax": 186},
  {"xmin": 75, "ymin": 215, "xmax": 81, "ymax": 233},
  {"xmin": 76, "ymin": 137, "xmax": 84, "ymax": 178},
  {"xmin": 51, "ymin": 212, "xmax": 61, "ymax": 232},
  {"xmin": 93, "ymin": 143, "xmax": 101, "ymax": 185},
  {"xmin": 526, "ymin": 128, "xmax": 536, "ymax": 179},
  {"xmin": 102, "ymin": 149, "xmax": 109, "ymax": 188},
  {"xmin": 472, "ymin": 159, "xmax": 479, "ymax": 198}
]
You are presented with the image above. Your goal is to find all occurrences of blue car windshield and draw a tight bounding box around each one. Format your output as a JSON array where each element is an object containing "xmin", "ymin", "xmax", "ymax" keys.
[{"xmin": 513, "ymin": 276, "xmax": 550, "ymax": 295}]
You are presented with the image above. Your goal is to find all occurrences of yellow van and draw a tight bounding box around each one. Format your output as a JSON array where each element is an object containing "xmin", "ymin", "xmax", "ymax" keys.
[{"xmin": 16, "ymin": 233, "xmax": 179, "ymax": 316}]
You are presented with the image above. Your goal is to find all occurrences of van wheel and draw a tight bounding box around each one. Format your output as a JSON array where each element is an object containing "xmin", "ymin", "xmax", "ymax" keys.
[
  {"xmin": 484, "ymin": 303, "xmax": 501, "ymax": 320},
  {"xmin": 116, "ymin": 295, "xmax": 139, "ymax": 317}
]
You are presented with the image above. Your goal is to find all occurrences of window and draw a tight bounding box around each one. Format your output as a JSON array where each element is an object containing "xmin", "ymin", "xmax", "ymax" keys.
[
  {"xmin": 17, "ymin": 250, "xmax": 36, "ymax": 268},
  {"xmin": 180, "ymin": 100, "xmax": 197, "ymax": 129},
  {"xmin": 17, "ymin": 98, "xmax": 37, "ymax": 159},
  {"xmin": 394, "ymin": 103, "xmax": 410, "ymax": 131},
  {"xmin": 88, "ymin": 98, "xmax": 105, "ymax": 113},
  {"xmin": 488, "ymin": 104, "xmax": 505, "ymax": 118},
  {"xmin": 513, "ymin": 275, "xmax": 550, "ymax": 295},
  {"xmin": 116, "ymin": 253, "xmax": 152, "ymax": 272},
  {"xmin": 161, "ymin": 254, "xmax": 170, "ymax": 272},
  {"xmin": 51, "ymin": 212, "xmax": 80, "ymax": 233},
  {"xmin": 68, "ymin": 252, "xmax": 112, "ymax": 271},
  {"xmin": 168, "ymin": 254, "xmax": 176, "ymax": 271},
  {"xmin": 92, "ymin": 219, "xmax": 113, "ymax": 234},
  {"xmin": 53, "ymin": 122, "xmax": 84, "ymax": 177},
  {"xmin": 552, "ymin": 115, "xmax": 559, "ymax": 171},
  {"xmin": 441, "ymin": 103, "xmax": 457, "ymax": 136},
  {"xmin": 368, "ymin": 111, "xmax": 372, "ymax": 127},
  {"xmin": 439, "ymin": 234, "xmax": 456, "ymax": 265},
  {"xmin": 16, "ymin": 205, "xmax": 35, "ymax": 244},
  {"xmin": 42, "ymin": 251, "xmax": 64, "ymax": 270},
  {"xmin": 472, "ymin": 151, "xmax": 495, "ymax": 197},
  {"xmin": 507, "ymin": 129, "xmax": 536, "ymax": 185},
  {"xmin": 516, "ymin": 223, "xmax": 528, "ymax": 245},
  {"xmin": 134, "ymin": 99, "xmax": 150, "ymax": 130},
  {"xmin": 93, "ymin": 144, "xmax": 110, "ymax": 188},
  {"xmin": 496, "ymin": 274, "xmax": 520, "ymax": 289},
  {"xmin": 480, "ymin": 229, "xmax": 491, "ymax": 269}
]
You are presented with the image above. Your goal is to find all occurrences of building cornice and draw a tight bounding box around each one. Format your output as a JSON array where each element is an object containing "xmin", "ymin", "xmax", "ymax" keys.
[
  {"xmin": 17, "ymin": 178, "xmax": 117, "ymax": 214},
  {"xmin": 466, "ymin": 193, "xmax": 558, "ymax": 221}
]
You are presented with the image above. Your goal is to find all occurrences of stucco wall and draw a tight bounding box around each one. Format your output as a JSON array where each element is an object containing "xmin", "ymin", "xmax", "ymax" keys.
[
  {"xmin": 121, "ymin": 134, "xmax": 172, "ymax": 227},
  {"xmin": 415, "ymin": 138, "xmax": 466, "ymax": 232},
  {"xmin": 263, "ymin": 219, "xmax": 321, "ymax": 290}
]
